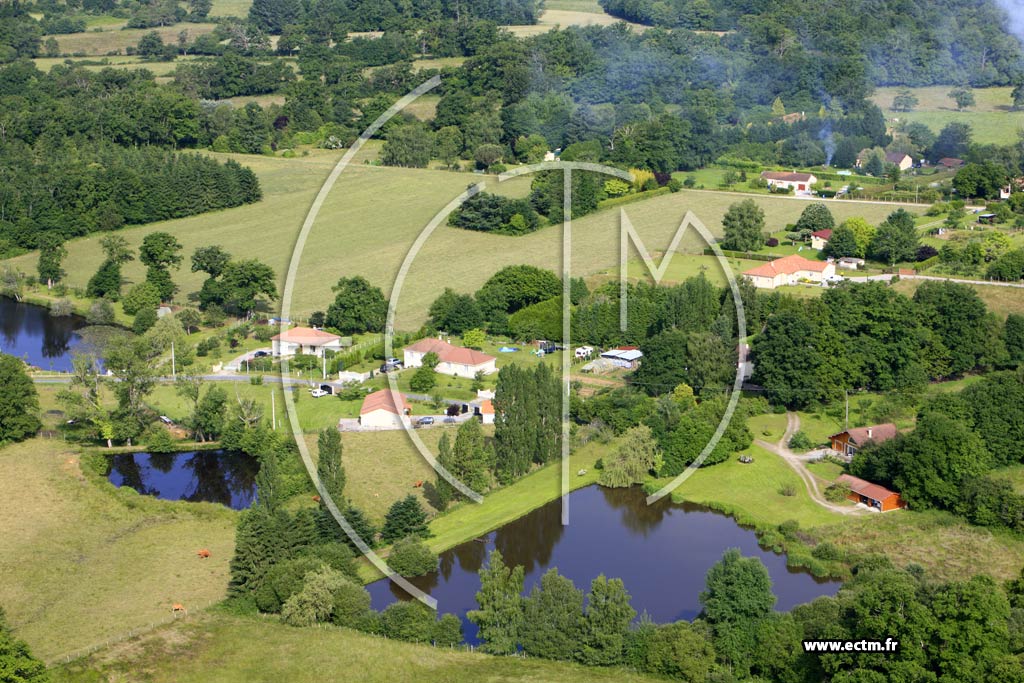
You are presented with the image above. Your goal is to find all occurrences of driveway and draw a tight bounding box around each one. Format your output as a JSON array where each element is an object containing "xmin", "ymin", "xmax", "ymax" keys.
[{"xmin": 754, "ymin": 412, "xmax": 866, "ymax": 516}]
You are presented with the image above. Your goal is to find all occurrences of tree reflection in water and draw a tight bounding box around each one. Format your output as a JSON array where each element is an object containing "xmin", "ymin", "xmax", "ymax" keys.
[
  {"xmin": 599, "ymin": 485, "xmax": 674, "ymax": 536},
  {"xmin": 106, "ymin": 451, "xmax": 258, "ymax": 509}
]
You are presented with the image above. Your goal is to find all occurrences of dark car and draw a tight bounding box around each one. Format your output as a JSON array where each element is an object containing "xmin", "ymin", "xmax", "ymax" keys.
[
  {"xmin": 253, "ymin": 350, "xmax": 269, "ymax": 358},
  {"xmin": 416, "ymin": 416, "xmax": 435, "ymax": 426}
]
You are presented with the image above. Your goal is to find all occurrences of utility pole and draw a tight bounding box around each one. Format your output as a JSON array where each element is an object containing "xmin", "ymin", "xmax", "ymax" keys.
[
  {"xmin": 271, "ymin": 389, "xmax": 276, "ymax": 431},
  {"xmin": 171, "ymin": 341, "xmax": 176, "ymax": 381},
  {"xmin": 845, "ymin": 390, "xmax": 849, "ymax": 430}
]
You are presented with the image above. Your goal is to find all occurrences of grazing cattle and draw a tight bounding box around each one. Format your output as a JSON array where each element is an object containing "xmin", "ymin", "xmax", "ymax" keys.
[
  {"xmin": 413, "ymin": 480, "xmax": 423, "ymax": 488},
  {"xmin": 312, "ymin": 495, "xmax": 321, "ymax": 502},
  {"xmin": 196, "ymin": 549, "xmax": 211, "ymax": 559},
  {"xmin": 172, "ymin": 603, "xmax": 187, "ymax": 616}
]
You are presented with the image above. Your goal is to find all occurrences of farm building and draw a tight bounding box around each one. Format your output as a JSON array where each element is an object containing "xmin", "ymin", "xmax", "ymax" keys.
[
  {"xmin": 835, "ymin": 474, "xmax": 905, "ymax": 512},
  {"xmin": 829, "ymin": 423, "xmax": 898, "ymax": 459},
  {"xmin": 742, "ymin": 254, "xmax": 836, "ymax": 289},
  {"xmin": 810, "ymin": 229, "xmax": 832, "ymax": 250},
  {"xmin": 477, "ymin": 399, "xmax": 495, "ymax": 425},
  {"xmin": 760, "ymin": 171, "xmax": 818, "ymax": 195},
  {"xmin": 271, "ymin": 326, "xmax": 344, "ymax": 358},
  {"xmin": 837, "ymin": 257, "xmax": 865, "ymax": 270},
  {"xmin": 600, "ymin": 347, "xmax": 644, "ymax": 369},
  {"xmin": 936, "ymin": 157, "xmax": 964, "ymax": 170},
  {"xmin": 359, "ymin": 389, "xmax": 411, "ymax": 429},
  {"xmin": 403, "ymin": 337, "xmax": 497, "ymax": 378},
  {"xmin": 884, "ymin": 152, "xmax": 913, "ymax": 171}
]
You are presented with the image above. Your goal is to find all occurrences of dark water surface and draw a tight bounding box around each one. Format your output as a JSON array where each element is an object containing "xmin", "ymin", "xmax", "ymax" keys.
[
  {"xmin": 107, "ymin": 451, "xmax": 259, "ymax": 510},
  {"xmin": 0, "ymin": 298, "xmax": 86, "ymax": 372},
  {"xmin": 369, "ymin": 485, "xmax": 840, "ymax": 641}
]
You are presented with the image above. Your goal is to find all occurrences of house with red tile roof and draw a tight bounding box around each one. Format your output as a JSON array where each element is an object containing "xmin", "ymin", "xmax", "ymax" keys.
[
  {"xmin": 836, "ymin": 474, "xmax": 905, "ymax": 512},
  {"xmin": 810, "ymin": 229, "xmax": 832, "ymax": 250},
  {"xmin": 477, "ymin": 398, "xmax": 495, "ymax": 425},
  {"xmin": 760, "ymin": 171, "xmax": 818, "ymax": 195},
  {"xmin": 403, "ymin": 337, "xmax": 497, "ymax": 378},
  {"xmin": 359, "ymin": 389, "xmax": 411, "ymax": 429},
  {"xmin": 271, "ymin": 326, "xmax": 344, "ymax": 357},
  {"xmin": 742, "ymin": 254, "xmax": 836, "ymax": 289}
]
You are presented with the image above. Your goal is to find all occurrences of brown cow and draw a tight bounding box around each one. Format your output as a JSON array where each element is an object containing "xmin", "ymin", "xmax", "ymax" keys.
[
  {"xmin": 312, "ymin": 495, "xmax": 321, "ymax": 502},
  {"xmin": 172, "ymin": 604, "xmax": 187, "ymax": 616},
  {"xmin": 196, "ymin": 549, "xmax": 211, "ymax": 559},
  {"xmin": 413, "ymin": 480, "xmax": 423, "ymax": 488}
]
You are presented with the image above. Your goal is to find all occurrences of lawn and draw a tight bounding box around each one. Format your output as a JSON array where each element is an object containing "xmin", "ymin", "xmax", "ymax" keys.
[
  {"xmin": 870, "ymin": 86, "xmax": 1024, "ymax": 146},
  {"xmin": 52, "ymin": 612, "xmax": 662, "ymax": 683},
  {"xmin": 891, "ymin": 277, "xmax": 1024, "ymax": 318},
  {"xmin": 48, "ymin": 23, "xmax": 218, "ymax": 56},
  {"xmin": 0, "ymin": 439, "xmax": 236, "ymax": 663},
  {"xmin": 3, "ymin": 158, "xmax": 920, "ymax": 333},
  {"xmin": 747, "ymin": 412, "xmax": 789, "ymax": 443}
]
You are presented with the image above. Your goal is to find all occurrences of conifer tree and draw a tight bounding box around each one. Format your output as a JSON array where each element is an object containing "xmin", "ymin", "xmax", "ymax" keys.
[
  {"xmin": 468, "ymin": 550, "xmax": 525, "ymax": 655},
  {"xmin": 316, "ymin": 427, "xmax": 345, "ymax": 503},
  {"xmin": 381, "ymin": 495, "xmax": 428, "ymax": 543}
]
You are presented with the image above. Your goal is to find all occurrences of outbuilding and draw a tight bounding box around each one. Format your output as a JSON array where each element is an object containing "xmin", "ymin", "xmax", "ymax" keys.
[
  {"xmin": 359, "ymin": 389, "xmax": 411, "ymax": 429},
  {"xmin": 600, "ymin": 347, "xmax": 644, "ymax": 369},
  {"xmin": 810, "ymin": 229, "xmax": 832, "ymax": 251},
  {"xmin": 836, "ymin": 474, "xmax": 905, "ymax": 512}
]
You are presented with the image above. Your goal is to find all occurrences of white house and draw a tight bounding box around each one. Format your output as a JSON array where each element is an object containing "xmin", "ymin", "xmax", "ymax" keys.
[
  {"xmin": 760, "ymin": 171, "xmax": 818, "ymax": 195},
  {"xmin": 478, "ymin": 399, "xmax": 495, "ymax": 425},
  {"xmin": 810, "ymin": 229, "xmax": 832, "ymax": 250},
  {"xmin": 403, "ymin": 338, "xmax": 497, "ymax": 378},
  {"xmin": 837, "ymin": 257, "xmax": 865, "ymax": 270},
  {"xmin": 742, "ymin": 254, "xmax": 836, "ymax": 290},
  {"xmin": 359, "ymin": 389, "xmax": 411, "ymax": 429},
  {"xmin": 271, "ymin": 326, "xmax": 344, "ymax": 357}
]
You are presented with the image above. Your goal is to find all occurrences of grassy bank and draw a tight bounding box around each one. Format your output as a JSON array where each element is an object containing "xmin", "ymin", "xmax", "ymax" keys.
[
  {"xmin": 0, "ymin": 439, "xmax": 236, "ymax": 663},
  {"xmin": 51, "ymin": 612, "xmax": 661, "ymax": 683}
]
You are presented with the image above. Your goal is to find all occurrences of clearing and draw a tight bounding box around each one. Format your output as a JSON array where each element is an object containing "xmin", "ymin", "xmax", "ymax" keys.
[{"xmin": 871, "ymin": 85, "xmax": 1024, "ymax": 146}]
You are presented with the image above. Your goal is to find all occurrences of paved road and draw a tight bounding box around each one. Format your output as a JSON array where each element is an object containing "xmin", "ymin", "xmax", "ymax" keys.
[
  {"xmin": 845, "ymin": 273, "xmax": 1024, "ymax": 288},
  {"xmin": 754, "ymin": 412, "xmax": 865, "ymax": 516}
]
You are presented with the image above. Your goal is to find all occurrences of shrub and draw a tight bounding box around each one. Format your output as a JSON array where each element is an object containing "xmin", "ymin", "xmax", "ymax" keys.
[
  {"xmin": 788, "ymin": 430, "xmax": 813, "ymax": 451},
  {"xmin": 87, "ymin": 299, "xmax": 116, "ymax": 325},
  {"xmin": 330, "ymin": 577, "xmax": 374, "ymax": 629},
  {"xmin": 380, "ymin": 601, "xmax": 435, "ymax": 643},
  {"xmin": 256, "ymin": 557, "xmax": 326, "ymax": 613},
  {"xmin": 778, "ymin": 483, "xmax": 797, "ymax": 497},
  {"xmin": 778, "ymin": 519, "xmax": 800, "ymax": 539},
  {"xmin": 811, "ymin": 541, "xmax": 843, "ymax": 561},
  {"xmin": 667, "ymin": 178, "xmax": 683, "ymax": 192},
  {"xmin": 388, "ymin": 536, "xmax": 438, "ymax": 577},
  {"xmin": 766, "ymin": 237, "xmax": 780, "ymax": 247},
  {"xmin": 50, "ymin": 298, "xmax": 74, "ymax": 317},
  {"xmin": 133, "ymin": 307, "xmax": 158, "ymax": 334},
  {"xmin": 146, "ymin": 427, "xmax": 177, "ymax": 453},
  {"xmin": 916, "ymin": 245, "xmax": 939, "ymax": 261},
  {"xmin": 824, "ymin": 481, "xmax": 852, "ymax": 502}
]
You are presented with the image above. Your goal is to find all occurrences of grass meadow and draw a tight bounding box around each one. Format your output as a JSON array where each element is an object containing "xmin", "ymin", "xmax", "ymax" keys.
[
  {"xmin": 0, "ymin": 439, "xmax": 236, "ymax": 663},
  {"xmin": 47, "ymin": 23, "xmax": 218, "ymax": 56},
  {"xmin": 871, "ymin": 86, "xmax": 1024, "ymax": 145},
  {"xmin": 51, "ymin": 612, "xmax": 662, "ymax": 683},
  {"xmin": 4, "ymin": 155, "xmax": 918, "ymax": 331}
]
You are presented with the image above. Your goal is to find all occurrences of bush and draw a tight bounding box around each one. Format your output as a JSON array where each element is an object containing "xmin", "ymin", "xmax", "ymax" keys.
[
  {"xmin": 256, "ymin": 557, "xmax": 326, "ymax": 613},
  {"xmin": 824, "ymin": 481, "xmax": 852, "ymax": 502},
  {"xmin": 778, "ymin": 483, "xmax": 797, "ymax": 497},
  {"xmin": 146, "ymin": 427, "xmax": 177, "ymax": 453},
  {"xmin": 788, "ymin": 430, "xmax": 813, "ymax": 451},
  {"xmin": 87, "ymin": 299, "xmax": 116, "ymax": 325},
  {"xmin": 778, "ymin": 519, "xmax": 800, "ymax": 539},
  {"xmin": 667, "ymin": 178, "xmax": 683, "ymax": 192},
  {"xmin": 811, "ymin": 541, "xmax": 843, "ymax": 561},
  {"xmin": 387, "ymin": 536, "xmax": 438, "ymax": 577},
  {"xmin": 330, "ymin": 577, "xmax": 374, "ymax": 628},
  {"xmin": 916, "ymin": 245, "xmax": 939, "ymax": 261},
  {"xmin": 380, "ymin": 601, "xmax": 435, "ymax": 643},
  {"xmin": 133, "ymin": 307, "xmax": 158, "ymax": 334},
  {"xmin": 766, "ymin": 237, "xmax": 780, "ymax": 247}
]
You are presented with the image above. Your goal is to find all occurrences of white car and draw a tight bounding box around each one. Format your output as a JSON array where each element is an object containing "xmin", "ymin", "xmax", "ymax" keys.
[{"xmin": 310, "ymin": 388, "xmax": 329, "ymax": 398}]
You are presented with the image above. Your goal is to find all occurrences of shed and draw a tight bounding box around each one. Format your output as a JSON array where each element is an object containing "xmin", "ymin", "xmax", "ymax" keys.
[
  {"xmin": 836, "ymin": 474, "xmax": 905, "ymax": 512},
  {"xmin": 359, "ymin": 389, "xmax": 411, "ymax": 429}
]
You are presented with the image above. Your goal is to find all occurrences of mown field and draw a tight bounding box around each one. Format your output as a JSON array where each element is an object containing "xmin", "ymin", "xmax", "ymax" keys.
[
  {"xmin": 871, "ymin": 85, "xmax": 1024, "ymax": 146},
  {"xmin": 52, "ymin": 612, "xmax": 662, "ymax": 683},
  {"xmin": 890, "ymin": 277, "xmax": 1024, "ymax": 318},
  {"xmin": 47, "ymin": 22, "xmax": 217, "ymax": 56},
  {"xmin": 0, "ymin": 439, "xmax": 236, "ymax": 663},
  {"xmin": 4, "ymin": 154, "xmax": 917, "ymax": 331}
]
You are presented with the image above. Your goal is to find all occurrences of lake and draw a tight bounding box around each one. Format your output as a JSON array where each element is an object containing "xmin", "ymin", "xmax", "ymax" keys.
[
  {"xmin": 0, "ymin": 297, "xmax": 86, "ymax": 372},
  {"xmin": 107, "ymin": 450, "xmax": 259, "ymax": 510},
  {"xmin": 368, "ymin": 485, "xmax": 840, "ymax": 639}
]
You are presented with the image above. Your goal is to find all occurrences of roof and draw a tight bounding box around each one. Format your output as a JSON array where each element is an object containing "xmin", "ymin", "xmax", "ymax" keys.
[
  {"xmin": 479, "ymin": 399, "xmax": 494, "ymax": 414},
  {"xmin": 271, "ymin": 326, "xmax": 341, "ymax": 345},
  {"xmin": 360, "ymin": 389, "xmax": 411, "ymax": 416},
  {"xmin": 760, "ymin": 171, "xmax": 816, "ymax": 182},
  {"xmin": 811, "ymin": 229, "xmax": 832, "ymax": 240},
  {"xmin": 838, "ymin": 423, "xmax": 898, "ymax": 446},
  {"xmin": 836, "ymin": 474, "xmax": 900, "ymax": 503},
  {"xmin": 838, "ymin": 256, "xmax": 865, "ymax": 263},
  {"xmin": 885, "ymin": 152, "xmax": 911, "ymax": 163},
  {"xmin": 601, "ymin": 349, "xmax": 643, "ymax": 361},
  {"xmin": 743, "ymin": 254, "xmax": 831, "ymax": 279},
  {"xmin": 937, "ymin": 157, "xmax": 963, "ymax": 167},
  {"xmin": 405, "ymin": 337, "xmax": 496, "ymax": 367}
]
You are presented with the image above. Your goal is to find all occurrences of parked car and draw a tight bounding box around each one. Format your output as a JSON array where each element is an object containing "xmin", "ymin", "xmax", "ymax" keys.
[
  {"xmin": 253, "ymin": 350, "xmax": 269, "ymax": 358},
  {"xmin": 158, "ymin": 415, "xmax": 173, "ymax": 425},
  {"xmin": 310, "ymin": 388, "xmax": 329, "ymax": 398},
  {"xmin": 416, "ymin": 416, "xmax": 435, "ymax": 426},
  {"xmin": 386, "ymin": 357, "xmax": 402, "ymax": 367}
]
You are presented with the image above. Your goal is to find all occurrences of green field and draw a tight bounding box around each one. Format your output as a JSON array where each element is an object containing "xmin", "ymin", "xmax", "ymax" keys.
[
  {"xmin": 0, "ymin": 439, "xmax": 236, "ymax": 663},
  {"xmin": 3, "ymin": 158, "xmax": 920, "ymax": 331},
  {"xmin": 52, "ymin": 612, "xmax": 661, "ymax": 683},
  {"xmin": 871, "ymin": 86, "xmax": 1024, "ymax": 146},
  {"xmin": 891, "ymin": 277, "xmax": 1024, "ymax": 318},
  {"xmin": 47, "ymin": 23, "xmax": 217, "ymax": 56}
]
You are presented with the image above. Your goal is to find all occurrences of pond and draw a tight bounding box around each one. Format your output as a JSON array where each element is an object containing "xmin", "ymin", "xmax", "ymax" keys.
[
  {"xmin": 107, "ymin": 450, "xmax": 259, "ymax": 510},
  {"xmin": 368, "ymin": 485, "xmax": 840, "ymax": 641},
  {"xmin": 0, "ymin": 297, "xmax": 87, "ymax": 372}
]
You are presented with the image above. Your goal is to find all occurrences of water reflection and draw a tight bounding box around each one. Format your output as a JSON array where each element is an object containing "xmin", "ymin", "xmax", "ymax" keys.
[
  {"xmin": 0, "ymin": 298, "xmax": 85, "ymax": 372},
  {"xmin": 107, "ymin": 451, "xmax": 259, "ymax": 509},
  {"xmin": 368, "ymin": 485, "xmax": 840, "ymax": 643}
]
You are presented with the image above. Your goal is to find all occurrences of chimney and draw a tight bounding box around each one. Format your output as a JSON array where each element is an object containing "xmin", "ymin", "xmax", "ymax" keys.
[{"xmin": 867, "ymin": 428, "xmax": 873, "ymax": 439}]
